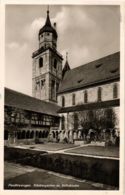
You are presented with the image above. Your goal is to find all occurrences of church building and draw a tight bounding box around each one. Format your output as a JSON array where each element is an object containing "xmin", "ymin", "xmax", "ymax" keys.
[{"xmin": 4, "ymin": 9, "xmax": 120, "ymax": 145}]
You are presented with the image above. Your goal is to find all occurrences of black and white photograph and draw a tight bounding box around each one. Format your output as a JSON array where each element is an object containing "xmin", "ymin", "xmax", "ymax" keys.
[{"xmin": 1, "ymin": 1, "xmax": 125, "ymax": 193}]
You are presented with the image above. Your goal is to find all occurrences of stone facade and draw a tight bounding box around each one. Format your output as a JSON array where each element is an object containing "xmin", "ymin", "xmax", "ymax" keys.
[
  {"xmin": 58, "ymin": 81, "xmax": 120, "ymax": 107},
  {"xmin": 32, "ymin": 49, "xmax": 62, "ymax": 102},
  {"xmin": 57, "ymin": 81, "xmax": 120, "ymax": 143}
]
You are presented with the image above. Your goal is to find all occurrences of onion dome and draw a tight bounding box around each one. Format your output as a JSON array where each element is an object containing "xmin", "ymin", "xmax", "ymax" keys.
[{"xmin": 39, "ymin": 10, "xmax": 58, "ymax": 38}]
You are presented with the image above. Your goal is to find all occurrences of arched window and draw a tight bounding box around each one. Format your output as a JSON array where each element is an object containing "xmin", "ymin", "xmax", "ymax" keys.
[
  {"xmin": 39, "ymin": 57, "xmax": 43, "ymax": 68},
  {"xmin": 84, "ymin": 90, "xmax": 88, "ymax": 103},
  {"xmin": 39, "ymin": 131, "xmax": 42, "ymax": 138},
  {"xmin": 26, "ymin": 131, "xmax": 30, "ymax": 139},
  {"xmin": 45, "ymin": 131, "xmax": 49, "ymax": 138},
  {"xmin": 113, "ymin": 83, "xmax": 118, "ymax": 99},
  {"xmin": 52, "ymin": 131, "xmax": 55, "ymax": 138},
  {"xmin": 74, "ymin": 113, "xmax": 78, "ymax": 130},
  {"xmin": 36, "ymin": 131, "xmax": 38, "ymax": 138},
  {"xmin": 17, "ymin": 132, "xmax": 21, "ymax": 139},
  {"xmin": 54, "ymin": 59, "xmax": 57, "ymax": 69},
  {"xmin": 98, "ymin": 87, "xmax": 102, "ymax": 102},
  {"xmin": 61, "ymin": 116, "xmax": 65, "ymax": 130},
  {"xmin": 72, "ymin": 94, "xmax": 76, "ymax": 105},
  {"xmin": 51, "ymin": 80, "xmax": 55, "ymax": 100},
  {"xmin": 22, "ymin": 131, "xmax": 26, "ymax": 139},
  {"xmin": 62, "ymin": 96, "xmax": 65, "ymax": 107},
  {"xmin": 42, "ymin": 131, "xmax": 45, "ymax": 138},
  {"xmin": 30, "ymin": 131, "xmax": 34, "ymax": 139}
]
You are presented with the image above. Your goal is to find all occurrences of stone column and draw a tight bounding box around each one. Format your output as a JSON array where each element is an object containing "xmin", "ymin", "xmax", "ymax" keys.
[
  {"xmin": 74, "ymin": 132, "xmax": 77, "ymax": 140},
  {"xmin": 59, "ymin": 114, "xmax": 62, "ymax": 131},
  {"xmin": 102, "ymin": 129, "xmax": 105, "ymax": 141},
  {"xmin": 67, "ymin": 113, "xmax": 69, "ymax": 130},
  {"xmin": 69, "ymin": 130, "xmax": 73, "ymax": 143},
  {"xmin": 78, "ymin": 131, "xmax": 81, "ymax": 139}
]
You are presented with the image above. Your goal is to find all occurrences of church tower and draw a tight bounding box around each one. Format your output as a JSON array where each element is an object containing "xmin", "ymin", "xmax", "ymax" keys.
[{"xmin": 32, "ymin": 8, "xmax": 63, "ymax": 103}]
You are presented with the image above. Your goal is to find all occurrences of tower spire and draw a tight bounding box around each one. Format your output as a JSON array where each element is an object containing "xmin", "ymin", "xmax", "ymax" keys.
[
  {"xmin": 66, "ymin": 52, "xmax": 68, "ymax": 61},
  {"xmin": 62, "ymin": 52, "xmax": 70, "ymax": 78},
  {"xmin": 45, "ymin": 5, "xmax": 51, "ymax": 26},
  {"xmin": 38, "ymin": 6, "xmax": 58, "ymax": 47},
  {"xmin": 47, "ymin": 5, "xmax": 49, "ymax": 14}
]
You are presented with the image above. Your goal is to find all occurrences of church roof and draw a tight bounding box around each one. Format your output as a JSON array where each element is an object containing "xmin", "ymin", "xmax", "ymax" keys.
[
  {"xmin": 39, "ymin": 10, "xmax": 57, "ymax": 38},
  {"xmin": 58, "ymin": 52, "xmax": 120, "ymax": 94},
  {"xmin": 5, "ymin": 88, "xmax": 60, "ymax": 117}
]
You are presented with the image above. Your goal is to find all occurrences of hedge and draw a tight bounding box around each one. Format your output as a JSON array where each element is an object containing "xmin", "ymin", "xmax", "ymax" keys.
[{"xmin": 4, "ymin": 146, "xmax": 119, "ymax": 187}]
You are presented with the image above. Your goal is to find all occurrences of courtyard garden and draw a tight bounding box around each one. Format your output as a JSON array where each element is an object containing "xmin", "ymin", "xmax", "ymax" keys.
[
  {"xmin": 65, "ymin": 145, "xmax": 119, "ymax": 158},
  {"xmin": 4, "ymin": 146, "xmax": 119, "ymax": 187}
]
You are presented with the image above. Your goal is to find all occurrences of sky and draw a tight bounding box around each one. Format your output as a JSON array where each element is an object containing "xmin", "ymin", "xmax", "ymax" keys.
[{"xmin": 5, "ymin": 5, "xmax": 120, "ymax": 96}]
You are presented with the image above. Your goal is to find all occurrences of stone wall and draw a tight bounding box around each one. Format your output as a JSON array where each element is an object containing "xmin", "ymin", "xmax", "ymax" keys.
[
  {"xmin": 58, "ymin": 81, "xmax": 120, "ymax": 107},
  {"xmin": 32, "ymin": 49, "xmax": 62, "ymax": 102}
]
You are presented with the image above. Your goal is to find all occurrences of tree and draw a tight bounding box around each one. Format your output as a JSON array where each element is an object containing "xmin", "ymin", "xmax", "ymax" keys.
[
  {"xmin": 103, "ymin": 108, "xmax": 116, "ymax": 129},
  {"xmin": 77, "ymin": 110, "xmax": 103, "ymax": 141}
]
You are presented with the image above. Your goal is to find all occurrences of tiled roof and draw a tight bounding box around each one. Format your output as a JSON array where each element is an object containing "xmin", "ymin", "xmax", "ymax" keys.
[
  {"xmin": 58, "ymin": 99, "xmax": 120, "ymax": 113},
  {"xmin": 5, "ymin": 88, "xmax": 60, "ymax": 117},
  {"xmin": 58, "ymin": 52, "xmax": 120, "ymax": 94}
]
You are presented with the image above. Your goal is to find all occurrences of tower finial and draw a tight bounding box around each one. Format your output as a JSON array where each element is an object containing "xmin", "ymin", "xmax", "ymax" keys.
[
  {"xmin": 47, "ymin": 5, "xmax": 49, "ymax": 14},
  {"xmin": 66, "ymin": 52, "xmax": 68, "ymax": 61}
]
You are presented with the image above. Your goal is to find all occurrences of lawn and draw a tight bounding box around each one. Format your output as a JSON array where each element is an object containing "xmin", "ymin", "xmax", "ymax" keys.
[
  {"xmin": 4, "ymin": 162, "xmax": 35, "ymax": 180},
  {"xmin": 65, "ymin": 146, "xmax": 119, "ymax": 158},
  {"xmin": 17, "ymin": 142, "xmax": 75, "ymax": 151},
  {"xmin": 4, "ymin": 162, "xmax": 116, "ymax": 190}
]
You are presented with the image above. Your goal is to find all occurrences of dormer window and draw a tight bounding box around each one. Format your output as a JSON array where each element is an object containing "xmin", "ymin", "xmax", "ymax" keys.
[
  {"xmin": 39, "ymin": 57, "xmax": 43, "ymax": 68},
  {"xmin": 95, "ymin": 63, "xmax": 102, "ymax": 68}
]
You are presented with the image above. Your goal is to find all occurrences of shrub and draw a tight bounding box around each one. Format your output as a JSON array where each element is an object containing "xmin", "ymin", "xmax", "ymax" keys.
[{"xmin": 5, "ymin": 147, "xmax": 119, "ymax": 187}]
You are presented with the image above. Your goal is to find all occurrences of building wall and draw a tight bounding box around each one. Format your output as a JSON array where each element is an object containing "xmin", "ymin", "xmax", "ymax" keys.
[
  {"xmin": 59, "ymin": 106, "xmax": 120, "ymax": 131},
  {"xmin": 58, "ymin": 81, "xmax": 120, "ymax": 107},
  {"xmin": 32, "ymin": 49, "xmax": 62, "ymax": 102},
  {"xmin": 39, "ymin": 32, "xmax": 57, "ymax": 49}
]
